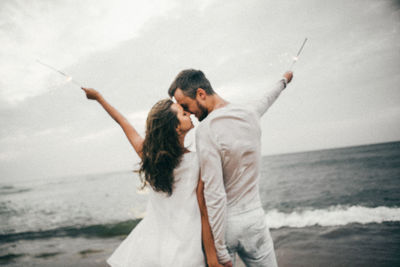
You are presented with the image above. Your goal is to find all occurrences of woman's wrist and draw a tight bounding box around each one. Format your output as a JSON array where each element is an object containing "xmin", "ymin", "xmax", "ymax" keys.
[{"xmin": 96, "ymin": 93, "xmax": 104, "ymax": 102}]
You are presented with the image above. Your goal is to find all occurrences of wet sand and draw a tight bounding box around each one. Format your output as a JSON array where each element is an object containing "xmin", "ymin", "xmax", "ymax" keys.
[{"xmin": 5, "ymin": 223, "xmax": 400, "ymax": 267}]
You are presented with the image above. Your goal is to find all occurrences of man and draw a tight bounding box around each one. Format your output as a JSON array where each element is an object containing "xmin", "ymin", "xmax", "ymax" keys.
[{"xmin": 169, "ymin": 69, "xmax": 293, "ymax": 266}]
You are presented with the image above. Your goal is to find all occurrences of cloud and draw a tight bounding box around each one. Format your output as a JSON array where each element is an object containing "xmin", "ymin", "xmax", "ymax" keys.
[
  {"xmin": 127, "ymin": 110, "xmax": 148, "ymax": 124},
  {"xmin": 263, "ymin": 106, "xmax": 400, "ymax": 154},
  {"xmin": 72, "ymin": 110, "xmax": 148, "ymax": 144},
  {"xmin": 0, "ymin": 0, "xmax": 177, "ymax": 104},
  {"xmin": 34, "ymin": 126, "xmax": 70, "ymax": 137},
  {"xmin": 73, "ymin": 127, "xmax": 117, "ymax": 144},
  {"xmin": 0, "ymin": 151, "xmax": 21, "ymax": 162},
  {"xmin": 0, "ymin": 132, "xmax": 27, "ymax": 144}
]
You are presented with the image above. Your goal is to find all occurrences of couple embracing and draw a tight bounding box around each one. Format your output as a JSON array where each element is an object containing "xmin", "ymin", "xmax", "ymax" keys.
[{"xmin": 82, "ymin": 69, "xmax": 293, "ymax": 267}]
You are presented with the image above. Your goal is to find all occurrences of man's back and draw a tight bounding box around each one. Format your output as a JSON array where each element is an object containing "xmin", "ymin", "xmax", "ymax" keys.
[{"xmin": 196, "ymin": 104, "xmax": 263, "ymax": 214}]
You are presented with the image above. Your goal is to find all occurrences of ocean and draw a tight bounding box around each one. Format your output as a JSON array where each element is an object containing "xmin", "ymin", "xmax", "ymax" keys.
[{"xmin": 1, "ymin": 141, "xmax": 399, "ymax": 266}]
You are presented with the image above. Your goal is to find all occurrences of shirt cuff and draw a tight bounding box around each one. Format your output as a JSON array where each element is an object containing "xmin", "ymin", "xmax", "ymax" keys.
[
  {"xmin": 217, "ymin": 248, "xmax": 232, "ymax": 264},
  {"xmin": 281, "ymin": 77, "xmax": 288, "ymax": 88}
]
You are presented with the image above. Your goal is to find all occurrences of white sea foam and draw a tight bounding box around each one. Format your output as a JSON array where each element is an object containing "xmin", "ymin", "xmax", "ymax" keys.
[{"xmin": 265, "ymin": 205, "xmax": 400, "ymax": 229}]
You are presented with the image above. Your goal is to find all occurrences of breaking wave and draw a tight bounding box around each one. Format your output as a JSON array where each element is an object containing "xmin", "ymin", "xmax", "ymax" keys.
[{"xmin": 266, "ymin": 205, "xmax": 400, "ymax": 229}]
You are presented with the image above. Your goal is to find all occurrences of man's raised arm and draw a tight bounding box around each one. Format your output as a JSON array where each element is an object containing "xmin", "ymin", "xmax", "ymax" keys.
[{"xmin": 254, "ymin": 71, "xmax": 293, "ymax": 117}]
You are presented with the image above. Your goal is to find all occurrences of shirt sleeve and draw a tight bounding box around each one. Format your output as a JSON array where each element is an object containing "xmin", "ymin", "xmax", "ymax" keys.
[
  {"xmin": 196, "ymin": 124, "xmax": 231, "ymax": 264},
  {"xmin": 253, "ymin": 78, "xmax": 287, "ymax": 117}
]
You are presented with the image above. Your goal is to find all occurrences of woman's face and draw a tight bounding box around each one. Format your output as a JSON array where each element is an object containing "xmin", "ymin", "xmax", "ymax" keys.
[{"xmin": 171, "ymin": 103, "xmax": 194, "ymax": 134}]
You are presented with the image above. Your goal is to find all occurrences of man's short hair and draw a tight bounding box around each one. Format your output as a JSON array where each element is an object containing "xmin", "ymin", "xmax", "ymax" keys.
[{"xmin": 168, "ymin": 69, "xmax": 215, "ymax": 99}]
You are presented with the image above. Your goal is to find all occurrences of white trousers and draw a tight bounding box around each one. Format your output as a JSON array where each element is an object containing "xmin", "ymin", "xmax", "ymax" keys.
[{"xmin": 226, "ymin": 207, "xmax": 278, "ymax": 267}]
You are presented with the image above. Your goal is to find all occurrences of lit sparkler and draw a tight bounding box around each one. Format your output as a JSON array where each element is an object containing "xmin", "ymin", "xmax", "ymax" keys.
[
  {"xmin": 36, "ymin": 59, "xmax": 82, "ymax": 87},
  {"xmin": 289, "ymin": 38, "xmax": 308, "ymax": 70}
]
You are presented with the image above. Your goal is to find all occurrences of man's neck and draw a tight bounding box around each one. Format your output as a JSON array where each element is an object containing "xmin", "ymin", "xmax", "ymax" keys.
[{"xmin": 208, "ymin": 94, "xmax": 229, "ymax": 113}]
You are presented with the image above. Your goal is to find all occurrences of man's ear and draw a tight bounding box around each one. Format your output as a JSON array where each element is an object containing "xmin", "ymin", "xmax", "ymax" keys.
[{"xmin": 196, "ymin": 88, "xmax": 207, "ymax": 100}]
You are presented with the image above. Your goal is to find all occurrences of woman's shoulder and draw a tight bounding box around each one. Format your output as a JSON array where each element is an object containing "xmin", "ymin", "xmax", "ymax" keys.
[
  {"xmin": 181, "ymin": 151, "xmax": 198, "ymax": 164},
  {"xmin": 174, "ymin": 151, "xmax": 198, "ymax": 175},
  {"xmin": 183, "ymin": 150, "xmax": 196, "ymax": 157}
]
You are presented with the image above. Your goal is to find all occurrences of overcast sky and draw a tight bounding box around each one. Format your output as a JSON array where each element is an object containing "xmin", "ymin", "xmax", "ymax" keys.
[{"xmin": 1, "ymin": 0, "xmax": 399, "ymax": 182}]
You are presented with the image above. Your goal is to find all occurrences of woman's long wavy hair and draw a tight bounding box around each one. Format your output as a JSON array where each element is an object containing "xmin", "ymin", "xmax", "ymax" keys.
[{"xmin": 139, "ymin": 99, "xmax": 184, "ymax": 196}]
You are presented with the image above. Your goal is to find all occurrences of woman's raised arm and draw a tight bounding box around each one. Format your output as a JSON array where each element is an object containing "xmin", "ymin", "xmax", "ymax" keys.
[{"xmin": 82, "ymin": 88, "xmax": 144, "ymax": 158}]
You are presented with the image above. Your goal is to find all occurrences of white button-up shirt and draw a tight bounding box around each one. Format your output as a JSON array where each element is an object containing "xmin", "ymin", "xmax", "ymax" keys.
[{"xmin": 195, "ymin": 79, "xmax": 287, "ymax": 263}]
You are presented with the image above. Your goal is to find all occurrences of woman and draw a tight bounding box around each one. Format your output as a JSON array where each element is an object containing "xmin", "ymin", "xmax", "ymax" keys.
[{"xmin": 81, "ymin": 87, "xmax": 221, "ymax": 267}]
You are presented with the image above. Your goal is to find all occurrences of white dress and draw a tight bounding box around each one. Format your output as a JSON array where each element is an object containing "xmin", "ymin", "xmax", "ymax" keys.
[{"xmin": 107, "ymin": 152, "xmax": 205, "ymax": 267}]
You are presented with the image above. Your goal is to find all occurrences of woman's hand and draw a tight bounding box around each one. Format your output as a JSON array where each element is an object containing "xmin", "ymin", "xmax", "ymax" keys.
[{"xmin": 81, "ymin": 87, "xmax": 101, "ymax": 100}]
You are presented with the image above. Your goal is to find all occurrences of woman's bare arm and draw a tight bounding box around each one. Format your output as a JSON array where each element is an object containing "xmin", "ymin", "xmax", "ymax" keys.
[
  {"xmin": 82, "ymin": 88, "xmax": 144, "ymax": 158},
  {"xmin": 197, "ymin": 178, "xmax": 223, "ymax": 267}
]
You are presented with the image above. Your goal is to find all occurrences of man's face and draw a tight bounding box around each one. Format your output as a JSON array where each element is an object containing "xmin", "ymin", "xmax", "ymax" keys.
[{"xmin": 173, "ymin": 88, "xmax": 208, "ymax": 121}]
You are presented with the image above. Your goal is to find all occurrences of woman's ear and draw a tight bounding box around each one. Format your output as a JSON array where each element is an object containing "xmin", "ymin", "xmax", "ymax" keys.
[{"xmin": 176, "ymin": 125, "xmax": 182, "ymax": 136}]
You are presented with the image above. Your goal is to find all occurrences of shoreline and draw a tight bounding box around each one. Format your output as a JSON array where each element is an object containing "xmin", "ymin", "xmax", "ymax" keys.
[{"xmin": 2, "ymin": 222, "xmax": 399, "ymax": 267}]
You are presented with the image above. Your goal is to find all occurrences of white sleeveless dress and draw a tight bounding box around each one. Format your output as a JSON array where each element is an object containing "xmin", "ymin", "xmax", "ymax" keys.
[{"xmin": 107, "ymin": 152, "xmax": 205, "ymax": 267}]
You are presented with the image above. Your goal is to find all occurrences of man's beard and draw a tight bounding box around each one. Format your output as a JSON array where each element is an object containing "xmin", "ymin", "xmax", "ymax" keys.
[{"xmin": 196, "ymin": 100, "xmax": 208, "ymax": 121}]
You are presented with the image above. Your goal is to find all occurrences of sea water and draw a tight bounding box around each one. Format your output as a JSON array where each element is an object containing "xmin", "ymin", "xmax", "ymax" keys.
[{"xmin": 1, "ymin": 141, "xmax": 399, "ymax": 266}]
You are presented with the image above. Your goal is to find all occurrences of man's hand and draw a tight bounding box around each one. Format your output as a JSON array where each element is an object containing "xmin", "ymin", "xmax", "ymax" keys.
[
  {"xmin": 81, "ymin": 87, "xmax": 101, "ymax": 100},
  {"xmin": 283, "ymin": 71, "xmax": 293, "ymax": 84}
]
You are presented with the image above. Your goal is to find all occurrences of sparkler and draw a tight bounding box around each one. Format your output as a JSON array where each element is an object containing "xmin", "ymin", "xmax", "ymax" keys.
[
  {"xmin": 289, "ymin": 38, "xmax": 308, "ymax": 70},
  {"xmin": 36, "ymin": 59, "xmax": 82, "ymax": 87}
]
